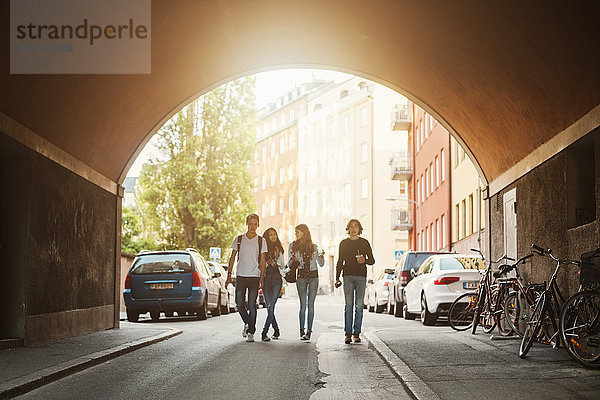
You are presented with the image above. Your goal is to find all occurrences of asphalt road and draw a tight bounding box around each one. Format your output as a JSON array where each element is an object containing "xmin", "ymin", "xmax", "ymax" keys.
[{"xmin": 16, "ymin": 296, "xmax": 410, "ymax": 400}]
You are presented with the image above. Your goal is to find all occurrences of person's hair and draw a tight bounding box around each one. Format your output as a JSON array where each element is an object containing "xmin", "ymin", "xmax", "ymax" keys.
[
  {"xmin": 346, "ymin": 219, "xmax": 363, "ymax": 235},
  {"xmin": 263, "ymin": 227, "xmax": 284, "ymax": 256},
  {"xmin": 246, "ymin": 213, "xmax": 259, "ymax": 223},
  {"xmin": 292, "ymin": 224, "xmax": 315, "ymax": 262}
]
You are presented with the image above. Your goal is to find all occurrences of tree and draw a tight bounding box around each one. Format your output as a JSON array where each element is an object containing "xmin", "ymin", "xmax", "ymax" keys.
[
  {"xmin": 121, "ymin": 205, "xmax": 159, "ymax": 254},
  {"xmin": 135, "ymin": 77, "xmax": 256, "ymax": 257}
]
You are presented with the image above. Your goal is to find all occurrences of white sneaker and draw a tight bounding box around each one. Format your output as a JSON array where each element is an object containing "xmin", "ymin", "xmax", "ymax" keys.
[
  {"xmin": 246, "ymin": 333, "xmax": 254, "ymax": 342},
  {"xmin": 242, "ymin": 324, "xmax": 248, "ymax": 338}
]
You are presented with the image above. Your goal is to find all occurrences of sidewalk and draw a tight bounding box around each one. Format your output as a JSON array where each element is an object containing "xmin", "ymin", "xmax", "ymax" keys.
[
  {"xmin": 0, "ymin": 322, "xmax": 181, "ymax": 399},
  {"xmin": 367, "ymin": 324, "xmax": 600, "ymax": 400}
]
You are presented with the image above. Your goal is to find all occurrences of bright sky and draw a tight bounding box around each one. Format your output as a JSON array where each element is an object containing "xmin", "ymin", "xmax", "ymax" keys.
[{"xmin": 126, "ymin": 69, "xmax": 352, "ymax": 177}]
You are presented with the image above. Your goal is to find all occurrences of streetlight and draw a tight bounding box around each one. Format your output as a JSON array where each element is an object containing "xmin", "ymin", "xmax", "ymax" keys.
[{"xmin": 386, "ymin": 197, "xmax": 422, "ymax": 251}]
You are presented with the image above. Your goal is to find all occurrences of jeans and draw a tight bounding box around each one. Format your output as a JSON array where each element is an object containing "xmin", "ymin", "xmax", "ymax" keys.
[
  {"xmin": 297, "ymin": 277, "xmax": 318, "ymax": 331},
  {"xmin": 262, "ymin": 277, "xmax": 282, "ymax": 333},
  {"xmin": 236, "ymin": 276, "xmax": 259, "ymax": 334},
  {"xmin": 343, "ymin": 275, "xmax": 366, "ymax": 335}
]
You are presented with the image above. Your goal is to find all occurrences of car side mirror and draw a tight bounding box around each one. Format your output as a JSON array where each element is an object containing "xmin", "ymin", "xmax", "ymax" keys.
[
  {"xmin": 213, "ymin": 272, "xmax": 221, "ymax": 278},
  {"xmin": 410, "ymin": 268, "xmax": 417, "ymax": 277},
  {"xmin": 368, "ymin": 279, "xmax": 374, "ymax": 284}
]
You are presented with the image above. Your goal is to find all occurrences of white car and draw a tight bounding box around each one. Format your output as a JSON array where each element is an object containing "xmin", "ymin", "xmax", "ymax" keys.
[
  {"xmin": 403, "ymin": 254, "xmax": 483, "ymax": 325},
  {"xmin": 367, "ymin": 268, "xmax": 395, "ymax": 313}
]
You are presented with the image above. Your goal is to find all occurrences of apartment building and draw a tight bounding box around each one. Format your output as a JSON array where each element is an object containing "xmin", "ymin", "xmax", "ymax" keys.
[{"xmin": 297, "ymin": 77, "xmax": 408, "ymax": 290}]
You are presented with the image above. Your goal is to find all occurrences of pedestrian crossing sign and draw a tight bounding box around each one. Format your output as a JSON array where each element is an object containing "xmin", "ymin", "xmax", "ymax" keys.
[
  {"xmin": 394, "ymin": 250, "xmax": 403, "ymax": 260},
  {"xmin": 209, "ymin": 247, "xmax": 221, "ymax": 260}
]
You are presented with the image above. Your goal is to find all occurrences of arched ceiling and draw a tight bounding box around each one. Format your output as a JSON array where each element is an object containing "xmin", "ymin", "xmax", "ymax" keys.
[{"xmin": 1, "ymin": 0, "xmax": 599, "ymax": 185}]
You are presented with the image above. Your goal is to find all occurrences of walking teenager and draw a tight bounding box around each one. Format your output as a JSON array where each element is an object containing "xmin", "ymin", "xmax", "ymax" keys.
[
  {"xmin": 334, "ymin": 219, "xmax": 375, "ymax": 344},
  {"xmin": 226, "ymin": 214, "xmax": 267, "ymax": 342},
  {"xmin": 288, "ymin": 224, "xmax": 324, "ymax": 341},
  {"xmin": 260, "ymin": 227, "xmax": 287, "ymax": 342}
]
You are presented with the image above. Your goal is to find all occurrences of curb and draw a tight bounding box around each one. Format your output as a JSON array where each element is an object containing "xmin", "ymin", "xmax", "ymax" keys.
[
  {"xmin": 0, "ymin": 328, "xmax": 182, "ymax": 399},
  {"xmin": 364, "ymin": 330, "xmax": 440, "ymax": 400}
]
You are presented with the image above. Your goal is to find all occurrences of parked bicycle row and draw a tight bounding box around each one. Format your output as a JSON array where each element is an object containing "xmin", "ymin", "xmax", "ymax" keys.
[{"xmin": 370, "ymin": 247, "xmax": 600, "ymax": 369}]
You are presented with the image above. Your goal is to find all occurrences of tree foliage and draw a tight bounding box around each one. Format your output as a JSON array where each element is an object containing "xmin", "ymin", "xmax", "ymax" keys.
[{"xmin": 131, "ymin": 77, "xmax": 256, "ymax": 257}]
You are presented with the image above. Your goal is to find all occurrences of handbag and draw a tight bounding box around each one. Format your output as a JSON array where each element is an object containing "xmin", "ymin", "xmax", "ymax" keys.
[{"xmin": 285, "ymin": 260, "xmax": 299, "ymax": 283}]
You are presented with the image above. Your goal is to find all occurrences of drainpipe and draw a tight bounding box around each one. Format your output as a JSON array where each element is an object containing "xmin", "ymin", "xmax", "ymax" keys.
[{"xmin": 448, "ymin": 134, "xmax": 453, "ymax": 252}]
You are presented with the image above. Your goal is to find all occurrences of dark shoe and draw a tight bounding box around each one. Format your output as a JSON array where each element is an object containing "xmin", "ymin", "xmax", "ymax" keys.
[
  {"xmin": 301, "ymin": 330, "xmax": 312, "ymax": 340},
  {"xmin": 300, "ymin": 329, "xmax": 305, "ymax": 338},
  {"xmin": 353, "ymin": 334, "xmax": 361, "ymax": 343},
  {"xmin": 273, "ymin": 328, "xmax": 280, "ymax": 339},
  {"xmin": 261, "ymin": 332, "xmax": 271, "ymax": 342},
  {"xmin": 344, "ymin": 334, "xmax": 352, "ymax": 344}
]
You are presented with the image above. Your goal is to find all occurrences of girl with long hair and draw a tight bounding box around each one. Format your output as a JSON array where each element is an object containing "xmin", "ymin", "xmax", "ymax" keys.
[
  {"xmin": 260, "ymin": 227, "xmax": 286, "ymax": 341},
  {"xmin": 288, "ymin": 224, "xmax": 325, "ymax": 340}
]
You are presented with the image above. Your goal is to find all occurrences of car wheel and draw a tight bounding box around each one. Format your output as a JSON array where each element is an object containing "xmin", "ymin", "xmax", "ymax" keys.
[
  {"xmin": 164, "ymin": 311, "xmax": 174, "ymax": 318},
  {"xmin": 197, "ymin": 298, "xmax": 208, "ymax": 320},
  {"xmin": 386, "ymin": 293, "xmax": 395, "ymax": 315},
  {"xmin": 212, "ymin": 294, "xmax": 222, "ymax": 316},
  {"xmin": 395, "ymin": 291, "xmax": 403, "ymax": 318},
  {"xmin": 221, "ymin": 294, "xmax": 230, "ymax": 315},
  {"xmin": 421, "ymin": 294, "xmax": 437, "ymax": 326},
  {"xmin": 403, "ymin": 293, "xmax": 417, "ymax": 320},
  {"xmin": 150, "ymin": 311, "xmax": 160, "ymax": 322},
  {"xmin": 126, "ymin": 310, "xmax": 139, "ymax": 322},
  {"xmin": 375, "ymin": 296, "xmax": 385, "ymax": 313}
]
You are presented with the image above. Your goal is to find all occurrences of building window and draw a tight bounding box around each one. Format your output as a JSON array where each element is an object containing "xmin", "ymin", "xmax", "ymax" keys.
[
  {"xmin": 567, "ymin": 132, "xmax": 597, "ymax": 228},
  {"xmin": 421, "ymin": 119, "xmax": 426, "ymax": 140},
  {"xmin": 261, "ymin": 203, "xmax": 267, "ymax": 218},
  {"xmin": 416, "ymin": 179, "xmax": 420, "ymax": 204},
  {"xmin": 270, "ymin": 200, "xmax": 276, "ymax": 216},
  {"xmin": 461, "ymin": 199, "xmax": 467, "ymax": 239},
  {"xmin": 270, "ymin": 171, "xmax": 275, "ymax": 187},
  {"xmin": 436, "ymin": 219, "xmax": 440, "ymax": 251},
  {"xmin": 424, "ymin": 169, "xmax": 429, "ymax": 198},
  {"xmin": 435, "ymin": 156, "xmax": 440, "ymax": 187},
  {"xmin": 361, "ymin": 106, "xmax": 368, "ymax": 127},
  {"xmin": 329, "ymin": 119, "xmax": 336, "ymax": 139},
  {"xmin": 279, "ymin": 197, "xmax": 284, "ymax": 214},
  {"xmin": 441, "ymin": 150, "xmax": 446, "ymax": 182},
  {"xmin": 279, "ymin": 167, "xmax": 285, "ymax": 184},
  {"xmin": 288, "ymin": 164, "xmax": 294, "ymax": 181},
  {"xmin": 317, "ymin": 191, "xmax": 323, "ymax": 210},
  {"xmin": 262, "ymin": 146, "xmax": 267, "ymax": 161},
  {"xmin": 271, "ymin": 142, "xmax": 276, "ymax": 158},
  {"xmin": 257, "ymin": 126, "xmax": 262, "ymax": 137},
  {"xmin": 361, "ymin": 178, "xmax": 368, "ymax": 199},
  {"xmin": 416, "ymin": 126, "xmax": 420, "ymax": 151},
  {"xmin": 441, "ymin": 214, "xmax": 446, "ymax": 248},
  {"xmin": 290, "ymin": 109, "xmax": 295, "ymax": 121},
  {"xmin": 430, "ymin": 163, "xmax": 434, "ymax": 193},
  {"xmin": 253, "ymin": 177, "xmax": 258, "ymax": 193},
  {"xmin": 360, "ymin": 142, "xmax": 368, "ymax": 163},
  {"xmin": 272, "ymin": 117, "xmax": 277, "ymax": 131},
  {"xmin": 329, "ymin": 221, "xmax": 336, "ymax": 239},
  {"xmin": 468, "ymin": 194, "xmax": 474, "ymax": 236},
  {"xmin": 288, "ymin": 133, "xmax": 294, "ymax": 150},
  {"xmin": 289, "ymin": 225, "xmax": 294, "ymax": 242},
  {"xmin": 343, "ymin": 115, "xmax": 349, "ymax": 134},
  {"xmin": 261, "ymin": 174, "xmax": 267, "ymax": 190},
  {"xmin": 264, "ymin": 122, "xmax": 269, "ymax": 133},
  {"xmin": 289, "ymin": 194, "xmax": 294, "ymax": 211},
  {"xmin": 425, "ymin": 226, "xmax": 429, "ymax": 251},
  {"xmin": 344, "ymin": 183, "xmax": 351, "ymax": 205},
  {"xmin": 455, "ymin": 203, "xmax": 460, "ymax": 241},
  {"xmin": 281, "ymin": 113, "xmax": 286, "ymax": 126},
  {"xmin": 280, "ymin": 137, "xmax": 285, "ymax": 154}
]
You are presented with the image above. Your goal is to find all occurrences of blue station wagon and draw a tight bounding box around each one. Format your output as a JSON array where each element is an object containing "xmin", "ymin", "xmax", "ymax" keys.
[{"xmin": 123, "ymin": 249, "xmax": 222, "ymax": 322}]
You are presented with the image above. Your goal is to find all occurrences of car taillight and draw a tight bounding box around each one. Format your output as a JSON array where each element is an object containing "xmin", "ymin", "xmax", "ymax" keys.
[
  {"xmin": 434, "ymin": 276, "xmax": 460, "ymax": 285},
  {"xmin": 400, "ymin": 270, "xmax": 409, "ymax": 285},
  {"xmin": 124, "ymin": 273, "xmax": 131, "ymax": 289},
  {"xmin": 192, "ymin": 270, "xmax": 202, "ymax": 287}
]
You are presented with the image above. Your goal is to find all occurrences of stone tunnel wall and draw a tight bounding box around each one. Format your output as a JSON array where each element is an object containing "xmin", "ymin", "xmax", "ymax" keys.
[{"xmin": 489, "ymin": 128, "xmax": 600, "ymax": 297}]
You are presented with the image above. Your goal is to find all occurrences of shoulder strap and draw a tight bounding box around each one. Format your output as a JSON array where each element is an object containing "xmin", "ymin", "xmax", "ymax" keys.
[
  {"xmin": 257, "ymin": 235, "xmax": 262, "ymax": 263},
  {"xmin": 236, "ymin": 235, "xmax": 242, "ymax": 261}
]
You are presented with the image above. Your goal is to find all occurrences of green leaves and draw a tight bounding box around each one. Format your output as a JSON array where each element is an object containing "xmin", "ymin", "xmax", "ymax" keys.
[{"xmin": 124, "ymin": 77, "xmax": 257, "ymax": 258}]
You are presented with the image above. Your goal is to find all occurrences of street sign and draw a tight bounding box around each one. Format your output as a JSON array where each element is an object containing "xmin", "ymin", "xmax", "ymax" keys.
[
  {"xmin": 394, "ymin": 250, "xmax": 404, "ymax": 260},
  {"xmin": 209, "ymin": 247, "xmax": 221, "ymax": 260}
]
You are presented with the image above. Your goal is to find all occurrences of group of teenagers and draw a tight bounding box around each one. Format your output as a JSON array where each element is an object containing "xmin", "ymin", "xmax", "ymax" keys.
[{"xmin": 224, "ymin": 213, "xmax": 375, "ymax": 344}]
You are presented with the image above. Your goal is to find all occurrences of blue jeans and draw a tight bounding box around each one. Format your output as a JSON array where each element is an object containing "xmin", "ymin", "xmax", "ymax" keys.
[
  {"xmin": 236, "ymin": 277, "xmax": 259, "ymax": 334},
  {"xmin": 297, "ymin": 277, "xmax": 318, "ymax": 331},
  {"xmin": 262, "ymin": 277, "xmax": 282, "ymax": 333},
  {"xmin": 343, "ymin": 275, "xmax": 366, "ymax": 335}
]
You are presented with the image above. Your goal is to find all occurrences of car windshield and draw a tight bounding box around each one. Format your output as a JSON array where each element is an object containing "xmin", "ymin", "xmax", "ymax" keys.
[
  {"xmin": 404, "ymin": 253, "xmax": 439, "ymax": 270},
  {"xmin": 439, "ymin": 257, "xmax": 481, "ymax": 271},
  {"xmin": 130, "ymin": 254, "xmax": 193, "ymax": 275}
]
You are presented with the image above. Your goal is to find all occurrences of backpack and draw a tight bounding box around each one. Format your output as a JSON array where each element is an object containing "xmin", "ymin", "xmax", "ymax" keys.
[{"xmin": 237, "ymin": 234, "xmax": 262, "ymax": 264}]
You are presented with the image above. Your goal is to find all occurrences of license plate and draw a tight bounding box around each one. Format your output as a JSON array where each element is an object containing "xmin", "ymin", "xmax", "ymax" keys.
[
  {"xmin": 463, "ymin": 282, "xmax": 478, "ymax": 290},
  {"xmin": 150, "ymin": 283, "xmax": 174, "ymax": 290}
]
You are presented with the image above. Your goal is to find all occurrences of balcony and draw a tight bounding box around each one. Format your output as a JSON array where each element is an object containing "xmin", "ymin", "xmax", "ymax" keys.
[
  {"xmin": 391, "ymin": 105, "xmax": 411, "ymax": 131},
  {"xmin": 390, "ymin": 152, "xmax": 412, "ymax": 180},
  {"xmin": 391, "ymin": 206, "xmax": 413, "ymax": 231}
]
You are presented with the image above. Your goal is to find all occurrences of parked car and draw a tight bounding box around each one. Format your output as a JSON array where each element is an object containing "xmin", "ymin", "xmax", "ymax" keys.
[
  {"xmin": 123, "ymin": 249, "xmax": 222, "ymax": 322},
  {"xmin": 367, "ymin": 268, "xmax": 395, "ymax": 313},
  {"xmin": 402, "ymin": 254, "xmax": 483, "ymax": 325},
  {"xmin": 389, "ymin": 251, "xmax": 449, "ymax": 317},
  {"xmin": 207, "ymin": 261, "xmax": 231, "ymax": 315},
  {"xmin": 221, "ymin": 264, "xmax": 237, "ymax": 313}
]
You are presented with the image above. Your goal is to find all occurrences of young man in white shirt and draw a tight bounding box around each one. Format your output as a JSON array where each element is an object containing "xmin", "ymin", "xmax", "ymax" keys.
[{"xmin": 226, "ymin": 214, "xmax": 267, "ymax": 342}]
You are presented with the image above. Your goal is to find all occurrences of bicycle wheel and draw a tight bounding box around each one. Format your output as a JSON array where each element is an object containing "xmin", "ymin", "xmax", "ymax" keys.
[
  {"xmin": 481, "ymin": 288, "xmax": 498, "ymax": 334},
  {"xmin": 495, "ymin": 289, "xmax": 513, "ymax": 336},
  {"xmin": 560, "ymin": 290, "xmax": 600, "ymax": 368},
  {"xmin": 505, "ymin": 292, "xmax": 525, "ymax": 337},
  {"xmin": 471, "ymin": 286, "xmax": 486, "ymax": 334},
  {"xmin": 449, "ymin": 292, "xmax": 477, "ymax": 331},
  {"xmin": 519, "ymin": 292, "xmax": 546, "ymax": 358}
]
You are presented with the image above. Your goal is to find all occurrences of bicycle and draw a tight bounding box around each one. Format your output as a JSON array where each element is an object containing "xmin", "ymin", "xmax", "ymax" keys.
[
  {"xmin": 519, "ymin": 244, "xmax": 573, "ymax": 358},
  {"xmin": 559, "ymin": 247, "xmax": 600, "ymax": 368}
]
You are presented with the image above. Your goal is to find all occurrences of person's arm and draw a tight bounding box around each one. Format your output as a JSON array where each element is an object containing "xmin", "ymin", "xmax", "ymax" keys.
[
  {"xmin": 315, "ymin": 245, "xmax": 325, "ymax": 267},
  {"xmin": 364, "ymin": 239, "xmax": 375, "ymax": 266},
  {"xmin": 335, "ymin": 241, "xmax": 344, "ymax": 281},
  {"xmin": 287, "ymin": 243, "xmax": 296, "ymax": 266},
  {"xmin": 225, "ymin": 250, "xmax": 236, "ymax": 287},
  {"xmin": 259, "ymin": 252, "xmax": 266, "ymax": 288}
]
